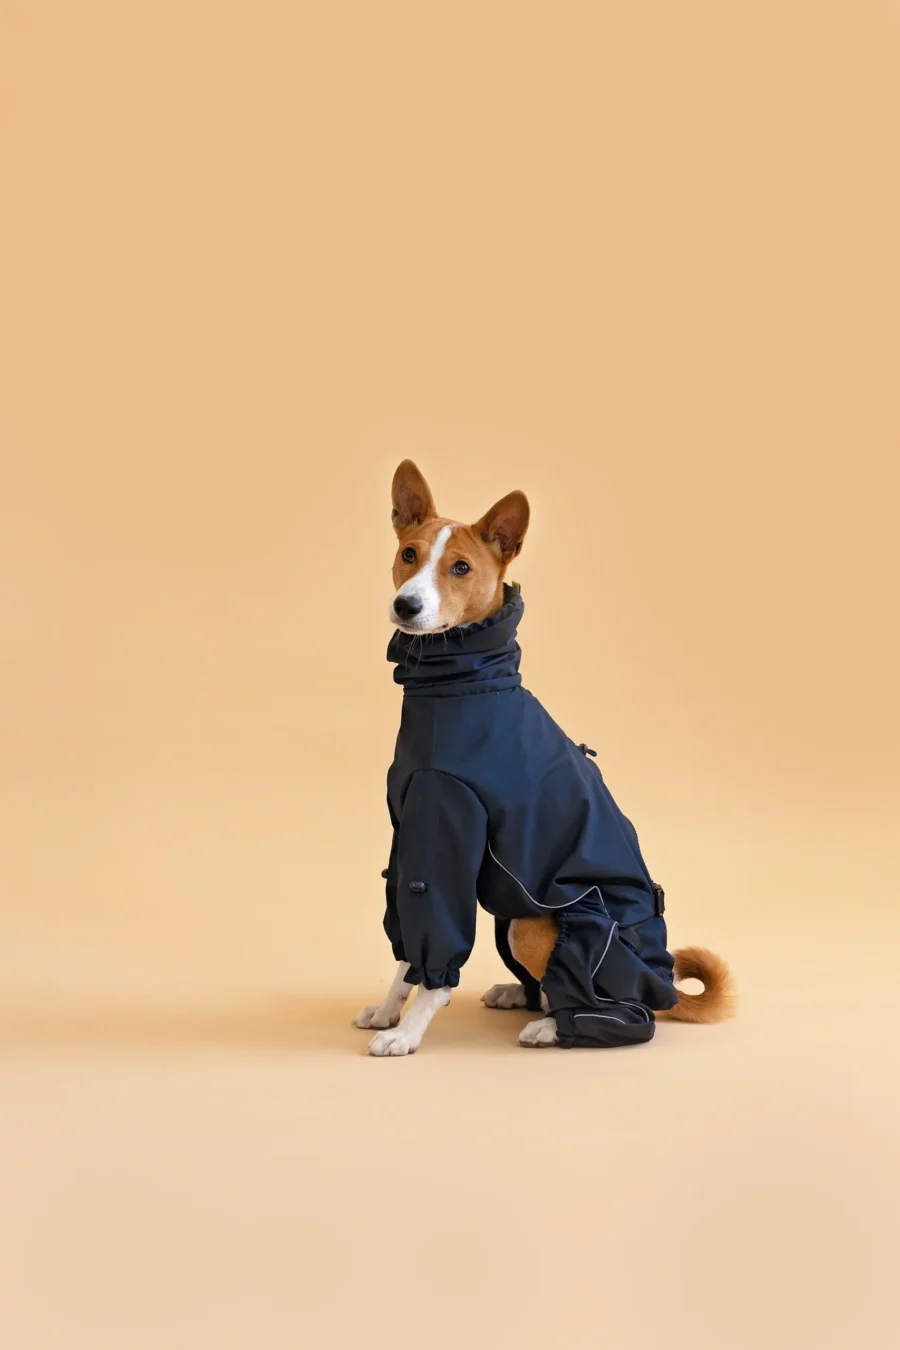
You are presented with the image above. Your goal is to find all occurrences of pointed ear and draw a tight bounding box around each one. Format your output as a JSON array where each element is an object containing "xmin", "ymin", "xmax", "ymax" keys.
[
  {"xmin": 391, "ymin": 460, "xmax": 437, "ymax": 534},
  {"xmin": 473, "ymin": 490, "xmax": 530, "ymax": 561}
]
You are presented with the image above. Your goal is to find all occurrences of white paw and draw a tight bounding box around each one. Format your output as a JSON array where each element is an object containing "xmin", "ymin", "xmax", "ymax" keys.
[
  {"xmin": 353, "ymin": 1003, "xmax": 401, "ymax": 1030},
  {"xmin": 481, "ymin": 982, "xmax": 528, "ymax": 1010},
  {"xmin": 367, "ymin": 1027, "xmax": 417, "ymax": 1057},
  {"xmin": 518, "ymin": 1016, "xmax": 559, "ymax": 1048}
]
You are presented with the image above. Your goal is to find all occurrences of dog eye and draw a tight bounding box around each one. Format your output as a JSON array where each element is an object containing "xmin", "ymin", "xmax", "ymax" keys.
[
  {"xmin": 401, "ymin": 547, "xmax": 416, "ymax": 564},
  {"xmin": 451, "ymin": 561, "xmax": 470, "ymax": 576}
]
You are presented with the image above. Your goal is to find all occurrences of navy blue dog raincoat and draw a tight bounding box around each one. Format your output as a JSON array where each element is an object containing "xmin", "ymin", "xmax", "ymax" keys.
[{"xmin": 381, "ymin": 585, "xmax": 677, "ymax": 1048}]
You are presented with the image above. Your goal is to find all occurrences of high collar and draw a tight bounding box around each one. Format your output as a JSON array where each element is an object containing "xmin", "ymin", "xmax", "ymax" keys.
[{"xmin": 387, "ymin": 584, "xmax": 524, "ymax": 697}]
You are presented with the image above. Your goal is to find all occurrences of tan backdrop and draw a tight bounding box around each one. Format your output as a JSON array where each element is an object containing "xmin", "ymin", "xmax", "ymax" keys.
[{"xmin": 1, "ymin": 4, "xmax": 898, "ymax": 1349}]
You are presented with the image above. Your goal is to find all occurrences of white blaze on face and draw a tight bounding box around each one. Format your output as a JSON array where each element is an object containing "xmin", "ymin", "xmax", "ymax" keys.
[{"xmin": 392, "ymin": 523, "xmax": 454, "ymax": 631}]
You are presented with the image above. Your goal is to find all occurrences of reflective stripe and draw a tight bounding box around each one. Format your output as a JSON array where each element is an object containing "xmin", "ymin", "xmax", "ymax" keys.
[{"xmin": 486, "ymin": 842, "xmax": 608, "ymax": 913}]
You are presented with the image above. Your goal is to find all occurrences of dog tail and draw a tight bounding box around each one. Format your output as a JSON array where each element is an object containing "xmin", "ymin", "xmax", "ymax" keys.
[{"xmin": 656, "ymin": 947, "xmax": 736, "ymax": 1024}]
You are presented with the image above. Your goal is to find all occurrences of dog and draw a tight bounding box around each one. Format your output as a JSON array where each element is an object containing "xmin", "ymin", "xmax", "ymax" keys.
[{"xmin": 354, "ymin": 460, "xmax": 734, "ymax": 1055}]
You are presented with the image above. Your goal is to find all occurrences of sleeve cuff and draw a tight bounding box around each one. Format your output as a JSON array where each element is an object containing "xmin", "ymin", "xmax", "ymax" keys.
[{"xmin": 403, "ymin": 965, "xmax": 461, "ymax": 990}]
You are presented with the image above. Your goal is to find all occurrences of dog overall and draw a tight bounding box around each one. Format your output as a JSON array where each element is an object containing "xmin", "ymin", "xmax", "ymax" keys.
[{"xmin": 381, "ymin": 586, "xmax": 678, "ymax": 1047}]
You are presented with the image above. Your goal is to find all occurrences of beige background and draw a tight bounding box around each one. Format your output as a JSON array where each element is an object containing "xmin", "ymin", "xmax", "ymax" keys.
[{"xmin": 1, "ymin": 2, "xmax": 898, "ymax": 1347}]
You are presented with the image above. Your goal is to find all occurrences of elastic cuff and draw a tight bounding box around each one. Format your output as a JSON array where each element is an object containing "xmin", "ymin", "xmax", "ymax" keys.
[
  {"xmin": 540, "ymin": 908, "xmax": 573, "ymax": 1011},
  {"xmin": 554, "ymin": 1005, "xmax": 656, "ymax": 1049},
  {"xmin": 403, "ymin": 965, "xmax": 461, "ymax": 990}
]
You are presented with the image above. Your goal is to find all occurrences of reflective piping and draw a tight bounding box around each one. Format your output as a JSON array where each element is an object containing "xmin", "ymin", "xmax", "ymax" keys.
[
  {"xmin": 573, "ymin": 1012, "xmax": 629, "ymax": 1027},
  {"xmin": 595, "ymin": 996, "xmax": 651, "ymax": 1023},
  {"xmin": 590, "ymin": 924, "xmax": 616, "ymax": 979},
  {"xmin": 486, "ymin": 842, "xmax": 608, "ymax": 913}
]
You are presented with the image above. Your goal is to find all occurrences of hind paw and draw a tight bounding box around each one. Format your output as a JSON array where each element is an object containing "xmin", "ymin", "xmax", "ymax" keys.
[
  {"xmin": 518, "ymin": 1017, "xmax": 558, "ymax": 1048},
  {"xmin": 481, "ymin": 982, "xmax": 528, "ymax": 1009}
]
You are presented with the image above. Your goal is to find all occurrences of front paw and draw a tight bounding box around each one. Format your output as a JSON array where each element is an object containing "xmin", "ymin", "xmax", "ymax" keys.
[
  {"xmin": 481, "ymin": 982, "xmax": 528, "ymax": 1009},
  {"xmin": 518, "ymin": 1016, "xmax": 559, "ymax": 1048},
  {"xmin": 367, "ymin": 1027, "xmax": 416, "ymax": 1057},
  {"xmin": 353, "ymin": 1004, "xmax": 401, "ymax": 1030}
]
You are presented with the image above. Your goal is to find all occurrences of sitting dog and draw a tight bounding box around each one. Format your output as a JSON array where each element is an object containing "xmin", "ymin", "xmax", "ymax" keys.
[{"xmin": 355, "ymin": 460, "xmax": 734, "ymax": 1055}]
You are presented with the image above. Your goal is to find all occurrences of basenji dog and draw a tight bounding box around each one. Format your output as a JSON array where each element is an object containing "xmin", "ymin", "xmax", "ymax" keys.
[{"xmin": 354, "ymin": 460, "xmax": 734, "ymax": 1055}]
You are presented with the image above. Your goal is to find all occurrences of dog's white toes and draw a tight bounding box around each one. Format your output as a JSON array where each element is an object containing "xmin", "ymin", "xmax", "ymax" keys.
[
  {"xmin": 354, "ymin": 1004, "xmax": 401, "ymax": 1030},
  {"xmin": 368, "ymin": 1027, "xmax": 416, "ymax": 1057},
  {"xmin": 481, "ymin": 982, "xmax": 528, "ymax": 1010},
  {"xmin": 518, "ymin": 1016, "xmax": 559, "ymax": 1048}
]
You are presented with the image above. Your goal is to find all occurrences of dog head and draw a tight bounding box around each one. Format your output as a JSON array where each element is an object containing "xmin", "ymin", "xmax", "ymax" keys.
[{"xmin": 389, "ymin": 460, "xmax": 529, "ymax": 635}]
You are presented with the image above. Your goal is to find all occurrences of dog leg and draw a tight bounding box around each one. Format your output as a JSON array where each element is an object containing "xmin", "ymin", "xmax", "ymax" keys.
[
  {"xmin": 518, "ymin": 1016, "xmax": 558, "ymax": 1047},
  {"xmin": 353, "ymin": 961, "xmax": 412, "ymax": 1029},
  {"xmin": 481, "ymin": 982, "xmax": 529, "ymax": 1009},
  {"xmin": 367, "ymin": 985, "xmax": 451, "ymax": 1057}
]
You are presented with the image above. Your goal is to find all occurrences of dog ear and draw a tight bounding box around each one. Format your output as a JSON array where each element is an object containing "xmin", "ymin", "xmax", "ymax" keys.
[
  {"xmin": 474, "ymin": 490, "xmax": 530, "ymax": 561},
  {"xmin": 391, "ymin": 460, "xmax": 437, "ymax": 534}
]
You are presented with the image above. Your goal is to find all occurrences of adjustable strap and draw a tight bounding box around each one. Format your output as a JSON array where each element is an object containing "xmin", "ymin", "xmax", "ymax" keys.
[{"xmin": 619, "ymin": 924, "xmax": 645, "ymax": 957}]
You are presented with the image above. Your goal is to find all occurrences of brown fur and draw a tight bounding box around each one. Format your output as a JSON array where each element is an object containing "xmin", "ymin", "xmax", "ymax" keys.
[
  {"xmin": 390, "ymin": 461, "xmax": 735, "ymax": 1030},
  {"xmin": 507, "ymin": 916, "xmax": 559, "ymax": 982},
  {"xmin": 509, "ymin": 918, "xmax": 735, "ymax": 1023},
  {"xmin": 655, "ymin": 946, "xmax": 737, "ymax": 1023}
]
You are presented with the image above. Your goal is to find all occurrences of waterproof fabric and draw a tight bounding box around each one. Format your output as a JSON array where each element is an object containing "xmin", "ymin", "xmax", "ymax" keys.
[{"xmin": 382, "ymin": 585, "xmax": 677, "ymax": 1048}]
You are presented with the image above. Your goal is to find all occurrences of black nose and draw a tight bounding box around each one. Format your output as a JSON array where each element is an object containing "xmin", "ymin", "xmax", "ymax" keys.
[{"xmin": 394, "ymin": 595, "xmax": 422, "ymax": 621}]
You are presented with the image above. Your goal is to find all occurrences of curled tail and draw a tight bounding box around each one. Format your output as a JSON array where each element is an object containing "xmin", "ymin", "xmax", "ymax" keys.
[{"xmin": 656, "ymin": 947, "xmax": 736, "ymax": 1024}]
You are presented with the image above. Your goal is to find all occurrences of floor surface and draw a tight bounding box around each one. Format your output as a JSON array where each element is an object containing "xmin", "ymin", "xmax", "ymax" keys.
[{"xmin": 3, "ymin": 937, "xmax": 898, "ymax": 1350}]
